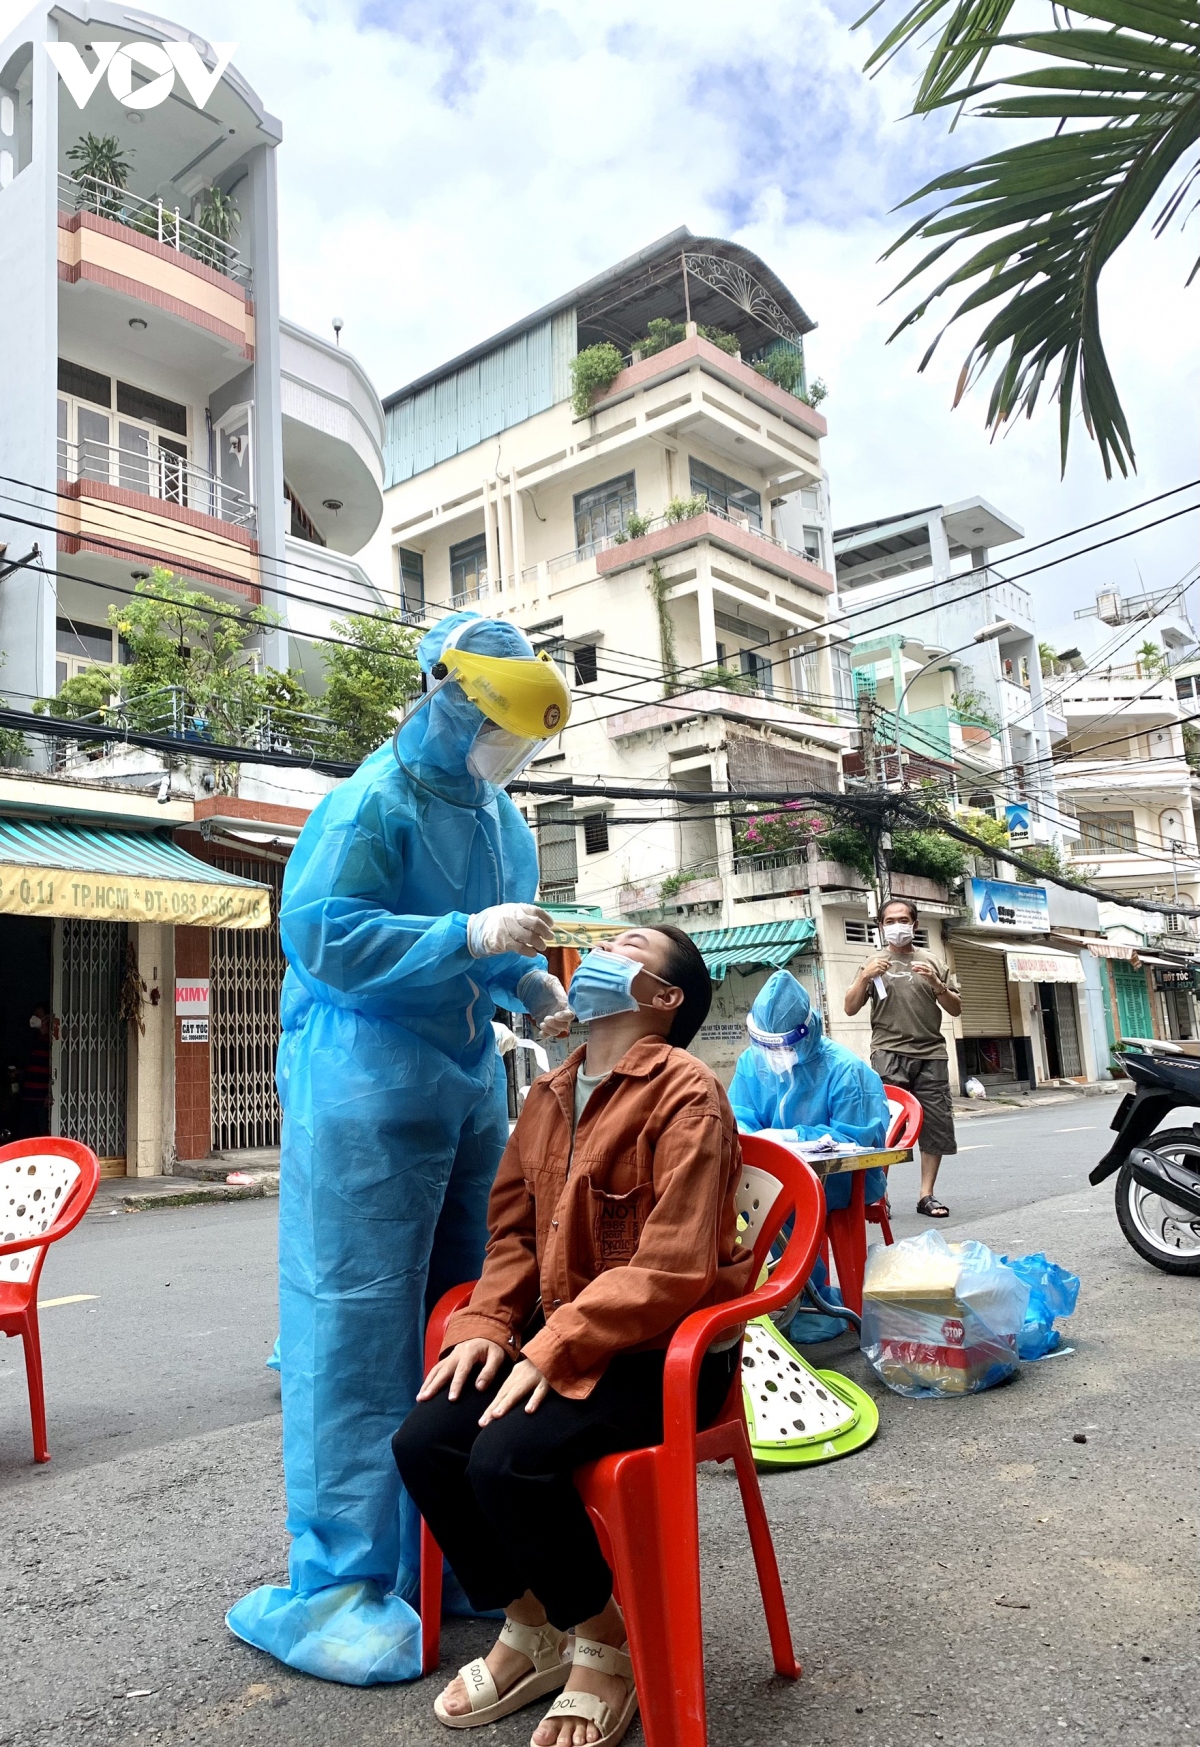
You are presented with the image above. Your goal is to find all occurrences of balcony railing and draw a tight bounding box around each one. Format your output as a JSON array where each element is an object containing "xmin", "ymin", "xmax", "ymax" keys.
[
  {"xmin": 542, "ymin": 500, "xmax": 812, "ymax": 578},
  {"xmin": 50, "ymin": 684, "xmax": 342, "ymax": 765},
  {"xmin": 451, "ymin": 579, "xmax": 490, "ymax": 608},
  {"xmin": 58, "ymin": 172, "xmax": 253, "ymax": 289},
  {"xmin": 59, "ymin": 436, "xmax": 257, "ymax": 535}
]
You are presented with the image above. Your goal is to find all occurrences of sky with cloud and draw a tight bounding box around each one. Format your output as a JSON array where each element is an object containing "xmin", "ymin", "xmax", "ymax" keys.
[{"xmin": 25, "ymin": 0, "xmax": 1200, "ymax": 638}]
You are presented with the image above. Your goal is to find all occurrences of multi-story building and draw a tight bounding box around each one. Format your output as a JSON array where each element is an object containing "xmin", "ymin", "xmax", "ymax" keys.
[
  {"xmin": 829, "ymin": 499, "xmax": 1112, "ymax": 1092},
  {"xmin": 1043, "ymin": 587, "xmax": 1200, "ymax": 1046},
  {"xmin": 0, "ymin": 6, "xmax": 386, "ymax": 1173},
  {"xmin": 372, "ymin": 228, "xmax": 852, "ymax": 1075}
]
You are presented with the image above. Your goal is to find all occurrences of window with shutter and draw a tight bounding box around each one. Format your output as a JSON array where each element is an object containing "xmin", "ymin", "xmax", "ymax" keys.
[{"xmin": 537, "ymin": 802, "xmax": 578, "ymax": 898}]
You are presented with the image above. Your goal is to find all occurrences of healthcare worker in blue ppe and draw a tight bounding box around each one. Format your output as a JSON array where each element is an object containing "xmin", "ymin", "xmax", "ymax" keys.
[
  {"xmin": 729, "ymin": 970, "xmax": 889, "ymax": 1340},
  {"xmin": 227, "ymin": 612, "xmax": 575, "ymax": 1686}
]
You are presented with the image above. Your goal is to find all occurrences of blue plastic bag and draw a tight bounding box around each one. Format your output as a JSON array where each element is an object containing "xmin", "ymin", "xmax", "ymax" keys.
[
  {"xmin": 1000, "ymin": 1252, "xmax": 1080, "ymax": 1360},
  {"xmin": 860, "ymin": 1232, "xmax": 1031, "ymax": 1398}
]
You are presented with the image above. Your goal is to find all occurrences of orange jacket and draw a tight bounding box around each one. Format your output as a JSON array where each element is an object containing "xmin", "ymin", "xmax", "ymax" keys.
[{"xmin": 445, "ymin": 1035, "xmax": 754, "ymax": 1398}]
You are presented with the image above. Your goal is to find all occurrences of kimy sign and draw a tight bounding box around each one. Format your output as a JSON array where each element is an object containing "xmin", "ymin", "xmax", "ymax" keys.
[{"xmin": 0, "ymin": 866, "xmax": 271, "ymax": 929}]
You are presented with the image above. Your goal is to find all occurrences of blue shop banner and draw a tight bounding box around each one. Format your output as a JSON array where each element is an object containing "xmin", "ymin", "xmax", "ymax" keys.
[{"xmin": 969, "ymin": 876, "xmax": 1050, "ymax": 933}]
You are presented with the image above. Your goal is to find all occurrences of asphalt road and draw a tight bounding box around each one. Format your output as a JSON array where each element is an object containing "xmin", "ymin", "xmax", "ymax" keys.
[{"xmin": 2, "ymin": 1093, "xmax": 1196, "ymax": 1747}]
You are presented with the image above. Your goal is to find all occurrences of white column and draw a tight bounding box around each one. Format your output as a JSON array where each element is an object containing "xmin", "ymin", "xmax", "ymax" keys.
[
  {"xmin": 483, "ymin": 478, "xmax": 499, "ymax": 595},
  {"xmin": 495, "ymin": 473, "xmax": 512, "ymax": 594},
  {"xmin": 508, "ymin": 473, "xmax": 524, "ymax": 586},
  {"xmin": 696, "ymin": 567, "xmax": 719, "ymax": 669}
]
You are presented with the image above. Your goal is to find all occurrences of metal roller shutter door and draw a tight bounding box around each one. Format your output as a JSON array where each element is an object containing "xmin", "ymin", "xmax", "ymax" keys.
[{"xmin": 955, "ymin": 946, "xmax": 1013, "ymax": 1037}]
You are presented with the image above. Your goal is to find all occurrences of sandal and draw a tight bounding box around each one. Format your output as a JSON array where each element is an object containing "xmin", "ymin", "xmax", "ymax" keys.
[
  {"xmin": 916, "ymin": 1195, "xmax": 950, "ymax": 1218},
  {"xmin": 433, "ymin": 1617, "xmax": 572, "ymax": 1730},
  {"xmin": 531, "ymin": 1637, "xmax": 637, "ymax": 1747}
]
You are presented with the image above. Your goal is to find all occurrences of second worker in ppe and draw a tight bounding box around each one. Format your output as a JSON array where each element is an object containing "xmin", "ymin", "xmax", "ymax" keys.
[
  {"xmin": 227, "ymin": 612, "xmax": 572, "ymax": 1686},
  {"xmin": 729, "ymin": 971, "xmax": 889, "ymax": 1341}
]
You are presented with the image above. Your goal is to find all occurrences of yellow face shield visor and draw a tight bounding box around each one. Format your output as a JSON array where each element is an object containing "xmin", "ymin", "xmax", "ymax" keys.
[{"xmin": 427, "ymin": 629, "xmax": 573, "ymax": 788}]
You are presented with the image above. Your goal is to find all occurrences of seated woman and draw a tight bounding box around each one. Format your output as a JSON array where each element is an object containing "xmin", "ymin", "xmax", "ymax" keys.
[
  {"xmin": 729, "ymin": 971, "xmax": 889, "ymax": 1340},
  {"xmin": 393, "ymin": 925, "xmax": 753, "ymax": 1747}
]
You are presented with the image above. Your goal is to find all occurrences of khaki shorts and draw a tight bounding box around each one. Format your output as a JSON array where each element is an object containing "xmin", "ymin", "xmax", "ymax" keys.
[{"xmin": 871, "ymin": 1050, "xmax": 958, "ymax": 1156}]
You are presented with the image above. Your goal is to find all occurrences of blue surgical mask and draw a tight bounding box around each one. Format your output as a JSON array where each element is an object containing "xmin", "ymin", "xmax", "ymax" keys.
[{"xmin": 568, "ymin": 950, "xmax": 668, "ymax": 1024}]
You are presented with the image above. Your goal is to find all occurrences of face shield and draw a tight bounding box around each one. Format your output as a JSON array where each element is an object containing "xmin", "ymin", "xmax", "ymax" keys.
[
  {"xmin": 746, "ymin": 1014, "xmax": 811, "ymax": 1074},
  {"xmin": 394, "ymin": 620, "xmax": 573, "ymax": 790}
]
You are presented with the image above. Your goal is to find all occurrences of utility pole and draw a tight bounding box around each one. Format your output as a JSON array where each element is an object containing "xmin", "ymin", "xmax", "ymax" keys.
[
  {"xmin": 857, "ymin": 689, "xmax": 892, "ymax": 909},
  {"xmin": 858, "ymin": 689, "xmax": 877, "ymax": 787}
]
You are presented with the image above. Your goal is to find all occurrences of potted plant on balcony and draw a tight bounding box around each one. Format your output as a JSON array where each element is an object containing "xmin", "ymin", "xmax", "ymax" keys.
[
  {"xmin": 569, "ymin": 343, "xmax": 625, "ymax": 415},
  {"xmin": 66, "ymin": 132, "xmax": 134, "ymax": 219},
  {"xmin": 192, "ymin": 184, "xmax": 240, "ymax": 273}
]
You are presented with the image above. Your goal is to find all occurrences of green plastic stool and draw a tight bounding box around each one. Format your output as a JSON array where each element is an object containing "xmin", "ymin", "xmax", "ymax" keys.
[{"xmin": 741, "ymin": 1315, "xmax": 879, "ymax": 1467}]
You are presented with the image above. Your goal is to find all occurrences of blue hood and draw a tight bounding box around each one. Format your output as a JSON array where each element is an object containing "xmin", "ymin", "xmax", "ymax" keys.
[
  {"xmin": 395, "ymin": 611, "xmax": 539, "ymax": 806},
  {"xmin": 747, "ymin": 971, "xmax": 823, "ymax": 1065}
]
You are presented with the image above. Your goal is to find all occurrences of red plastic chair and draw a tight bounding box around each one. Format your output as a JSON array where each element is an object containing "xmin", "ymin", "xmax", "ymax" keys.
[
  {"xmin": 823, "ymin": 1084, "xmax": 923, "ymax": 1312},
  {"xmin": 863, "ymin": 1084, "xmax": 924, "ymax": 1249},
  {"xmin": 418, "ymin": 1135, "xmax": 826, "ymax": 1747},
  {"xmin": 0, "ymin": 1138, "xmax": 100, "ymax": 1463}
]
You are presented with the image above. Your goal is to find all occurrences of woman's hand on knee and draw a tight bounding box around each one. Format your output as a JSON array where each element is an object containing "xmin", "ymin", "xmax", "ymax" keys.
[
  {"xmin": 478, "ymin": 1358, "xmax": 550, "ymax": 1425},
  {"xmin": 418, "ymin": 1339, "xmax": 508, "ymax": 1402}
]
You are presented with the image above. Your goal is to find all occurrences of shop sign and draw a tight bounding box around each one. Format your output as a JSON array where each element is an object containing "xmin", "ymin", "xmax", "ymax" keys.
[
  {"xmin": 1153, "ymin": 966, "xmax": 1197, "ymax": 990},
  {"xmin": 176, "ymin": 978, "xmax": 210, "ymax": 1016},
  {"xmin": 969, "ymin": 876, "xmax": 1050, "ymax": 933},
  {"xmin": 1004, "ymin": 801, "xmax": 1031, "ymax": 843},
  {"xmin": 180, "ymin": 1018, "xmax": 210, "ymax": 1043},
  {"xmin": 1006, "ymin": 951, "xmax": 1083, "ymax": 985}
]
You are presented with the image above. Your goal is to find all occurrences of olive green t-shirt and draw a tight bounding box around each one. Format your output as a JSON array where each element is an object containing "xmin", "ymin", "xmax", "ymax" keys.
[{"xmin": 858, "ymin": 946, "xmax": 958, "ymax": 1061}]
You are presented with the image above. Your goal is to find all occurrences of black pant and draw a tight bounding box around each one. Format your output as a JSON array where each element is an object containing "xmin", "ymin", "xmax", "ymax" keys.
[{"xmin": 393, "ymin": 1346, "xmax": 738, "ymax": 1630}]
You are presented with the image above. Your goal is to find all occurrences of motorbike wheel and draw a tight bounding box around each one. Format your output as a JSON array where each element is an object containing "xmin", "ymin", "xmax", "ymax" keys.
[{"xmin": 1114, "ymin": 1128, "xmax": 1200, "ymax": 1276}]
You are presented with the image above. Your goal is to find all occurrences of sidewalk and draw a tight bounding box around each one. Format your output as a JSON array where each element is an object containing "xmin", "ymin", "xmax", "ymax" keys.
[
  {"xmin": 953, "ymin": 1077, "xmax": 1128, "ymax": 1120},
  {"xmin": 90, "ymin": 1162, "xmax": 279, "ymax": 1216}
]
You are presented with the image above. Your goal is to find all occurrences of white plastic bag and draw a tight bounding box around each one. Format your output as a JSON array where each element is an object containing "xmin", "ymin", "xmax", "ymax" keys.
[
  {"xmin": 860, "ymin": 1231, "xmax": 1030, "ymax": 1398},
  {"xmin": 963, "ymin": 1076, "xmax": 987, "ymax": 1099}
]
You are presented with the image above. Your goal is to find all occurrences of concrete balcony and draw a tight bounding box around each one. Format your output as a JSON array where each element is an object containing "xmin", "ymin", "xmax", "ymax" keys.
[
  {"xmin": 594, "ymin": 506, "xmax": 833, "ymax": 601},
  {"xmin": 896, "ymin": 705, "xmax": 1002, "ymax": 773},
  {"xmin": 588, "ymin": 333, "xmax": 827, "ymax": 480},
  {"xmin": 1055, "ymin": 755, "xmax": 1193, "ymax": 800},
  {"xmin": 605, "ymin": 684, "xmax": 847, "ymax": 752},
  {"xmin": 282, "ymin": 536, "xmax": 386, "ymax": 638},
  {"xmin": 57, "ymin": 437, "xmax": 259, "ymax": 600},
  {"xmin": 58, "ymin": 183, "xmax": 254, "ymax": 363},
  {"xmin": 280, "ymin": 322, "xmax": 386, "ymax": 554},
  {"xmin": 1049, "ymin": 671, "xmax": 1179, "ymax": 732}
]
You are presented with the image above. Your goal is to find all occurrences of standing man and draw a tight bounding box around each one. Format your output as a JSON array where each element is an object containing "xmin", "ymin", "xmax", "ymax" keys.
[
  {"xmin": 844, "ymin": 896, "xmax": 961, "ymax": 1218},
  {"xmin": 228, "ymin": 612, "xmax": 574, "ymax": 1685}
]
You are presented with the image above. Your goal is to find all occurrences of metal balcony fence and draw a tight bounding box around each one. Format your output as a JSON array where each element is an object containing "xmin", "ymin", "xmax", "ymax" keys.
[
  {"xmin": 58, "ymin": 436, "xmax": 257, "ymax": 535},
  {"xmin": 59, "ymin": 172, "xmax": 253, "ymax": 288},
  {"xmin": 49, "ymin": 684, "xmax": 342, "ymax": 766}
]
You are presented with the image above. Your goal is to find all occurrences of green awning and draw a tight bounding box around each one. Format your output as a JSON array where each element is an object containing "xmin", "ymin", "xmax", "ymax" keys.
[
  {"xmin": 689, "ymin": 918, "xmax": 816, "ymax": 982},
  {"xmin": 0, "ymin": 819, "xmax": 271, "ymax": 929}
]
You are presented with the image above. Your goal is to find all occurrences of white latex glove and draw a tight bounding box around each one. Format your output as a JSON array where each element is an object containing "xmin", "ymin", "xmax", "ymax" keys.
[
  {"xmin": 517, "ymin": 969, "xmax": 573, "ymax": 1039},
  {"xmin": 491, "ymin": 1020, "xmax": 517, "ymax": 1056},
  {"xmin": 467, "ymin": 903, "xmax": 554, "ymax": 958}
]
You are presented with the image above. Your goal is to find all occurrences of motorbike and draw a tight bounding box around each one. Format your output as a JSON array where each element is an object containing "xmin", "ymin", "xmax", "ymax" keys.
[{"xmin": 1091, "ymin": 1047, "xmax": 1200, "ymax": 1276}]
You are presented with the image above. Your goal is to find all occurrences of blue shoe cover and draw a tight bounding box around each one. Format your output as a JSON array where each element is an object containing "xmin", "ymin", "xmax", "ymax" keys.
[{"xmin": 225, "ymin": 1579, "xmax": 422, "ymax": 1685}]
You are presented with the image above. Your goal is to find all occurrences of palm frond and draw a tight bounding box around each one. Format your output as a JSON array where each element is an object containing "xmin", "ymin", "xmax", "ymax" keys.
[{"xmin": 864, "ymin": 5, "xmax": 1200, "ymax": 476}]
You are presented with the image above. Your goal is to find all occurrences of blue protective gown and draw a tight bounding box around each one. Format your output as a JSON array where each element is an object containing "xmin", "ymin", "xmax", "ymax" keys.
[
  {"xmin": 227, "ymin": 613, "xmax": 548, "ymax": 1685},
  {"xmin": 730, "ymin": 972, "xmax": 890, "ymax": 1343}
]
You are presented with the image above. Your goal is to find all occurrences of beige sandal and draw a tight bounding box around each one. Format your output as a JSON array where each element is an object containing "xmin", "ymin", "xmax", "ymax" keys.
[
  {"xmin": 530, "ymin": 1637, "xmax": 637, "ymax": 1747},
  {"xmin": 433, "ymin": 1617, "xmax": 572, "ymax": 1730}
]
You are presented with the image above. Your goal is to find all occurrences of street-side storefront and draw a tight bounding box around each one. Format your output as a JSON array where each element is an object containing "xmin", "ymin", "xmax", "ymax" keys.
[
  {"xmin": 0, "ymin": 812, "xmax": 274, "ymax": 1176},
  {"xmin": 947, "ymin": 875, "xmax": 1096, "ymax": 1088}
]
